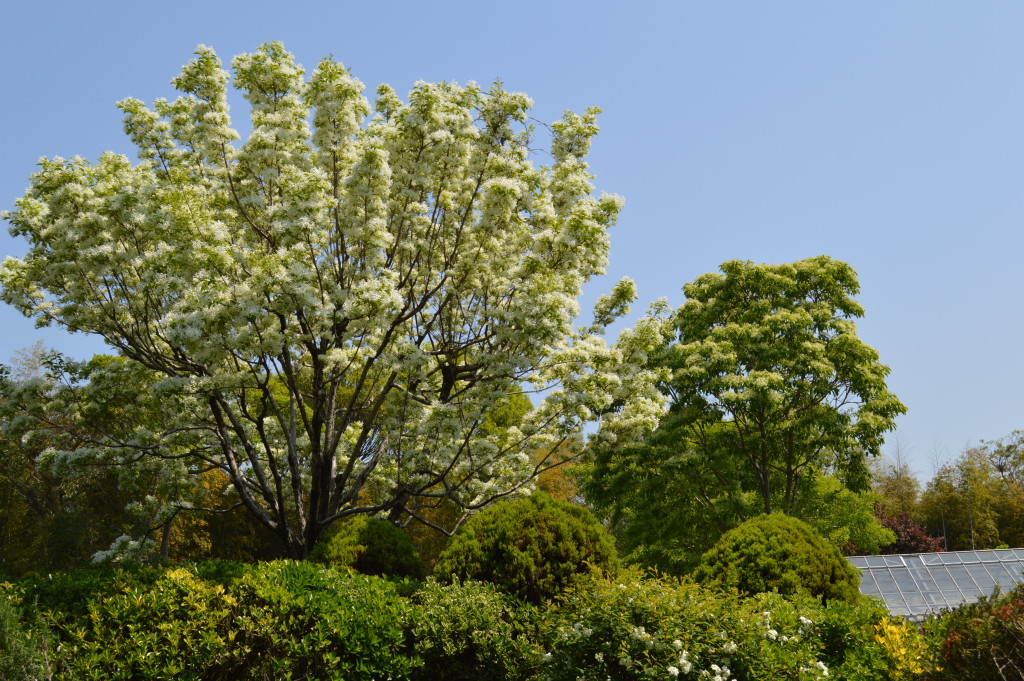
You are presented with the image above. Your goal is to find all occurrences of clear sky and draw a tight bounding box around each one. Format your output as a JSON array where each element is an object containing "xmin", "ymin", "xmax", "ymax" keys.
[{"xmin": 2, "ymin": 1, "xmax": 1021, "ymax": 481}]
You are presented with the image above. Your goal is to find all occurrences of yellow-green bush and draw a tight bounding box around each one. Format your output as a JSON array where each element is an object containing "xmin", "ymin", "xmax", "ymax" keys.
[
  {"xmin": 873, "ymin": 617, "xmax": 929, "ymax": 680},
  {"xmin": 59, "ymin": 567, "xmax": 238, "ymax": 680},
  {"xmin": 47, "ymin": 561, "xmax": 415, "ymax": 680}
]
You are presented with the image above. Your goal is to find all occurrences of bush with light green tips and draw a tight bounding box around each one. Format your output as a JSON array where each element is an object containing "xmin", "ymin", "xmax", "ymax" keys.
[
  {"xmin": 433, "ymin": 492, "xmax": 618, "ymax": 604},
  {"xmin": 692, "ymin": 512, "xmax": 861, "ymax": 603}
]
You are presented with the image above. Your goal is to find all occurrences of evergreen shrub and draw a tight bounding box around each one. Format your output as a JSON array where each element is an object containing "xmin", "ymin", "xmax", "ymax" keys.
[
  {"xmin": 311, "ymin": 515, "xmax": 426, "ymax": 579},
  {"xmin": 407, "ymin": 579, "xmax": 540, "ymax": 681},
  {"xmin": 16, "ymin": 564, "xmax": 163, "ymax": 629},
  {"xmin": 433, "ymin": 492, "xmax": 619, "ymax": 604},
  {"xmin": 692, "ymin": 512, "xmax": 861, "ymax": 603},
  {"xmin": 230, "ymin": 560, "xmax": 417, "ymax": 680},
  {"xmin": 47, "ymin": 561, "xmax": 416, "ymax": 680},
  {"xmin": 58, "ymin": 566, "xmax": 238, "ymax": 679}
]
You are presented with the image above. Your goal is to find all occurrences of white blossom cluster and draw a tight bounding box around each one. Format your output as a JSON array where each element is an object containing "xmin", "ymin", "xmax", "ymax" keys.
[{"xmin": 1, "ymin": 43, "xmax": 668, "ymax": 556}]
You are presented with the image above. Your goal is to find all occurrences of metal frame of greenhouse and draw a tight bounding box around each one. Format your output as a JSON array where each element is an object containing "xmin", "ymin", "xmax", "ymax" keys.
[{"xmin": 848, "ymin": 548, "xmax": 1024, "ymax": 619}]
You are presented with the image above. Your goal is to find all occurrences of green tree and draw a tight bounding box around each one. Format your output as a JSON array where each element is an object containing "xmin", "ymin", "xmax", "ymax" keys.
[
  {"xmin": 588, "ymin": 256, "xmax": 905, "ymax": 570},
  {"xmin": 1, "ymin": 43, "xmax": 668, "ymax": 559},
  {"xmin": 984, "ymin": 432, "xmax": 1024, "ymax": 548},
  {"xmin": 871, "ymin": 444, "xmax": 923, "ymax": 522},
  {"xmin": 791, "ymin": 475, "xmax": 894, "ymax": 555},
  {"xmin": 919, "ymin": 442, "xmax": 1020, "ymax": 551},
  {"xmin": 0, "ymin": 353, "xmax": 157, "ymax": 574}
]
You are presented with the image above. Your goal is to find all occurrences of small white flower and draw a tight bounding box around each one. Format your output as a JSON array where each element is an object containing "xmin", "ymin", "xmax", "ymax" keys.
[{"xmin": 668, "ymin": 666, "xmax": 679, "ymax": 677}]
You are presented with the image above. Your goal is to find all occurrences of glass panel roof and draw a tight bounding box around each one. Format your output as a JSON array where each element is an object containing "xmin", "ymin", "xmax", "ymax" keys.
[{"xmin": 850, "ymin": 548, "xmax": 1024, "ymax": 620}]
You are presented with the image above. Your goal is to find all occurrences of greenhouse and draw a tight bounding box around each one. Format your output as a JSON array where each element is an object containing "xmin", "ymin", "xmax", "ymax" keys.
[{"xmin": 850, "ymin": 548, "xmax": 1024, "ymax": 619}]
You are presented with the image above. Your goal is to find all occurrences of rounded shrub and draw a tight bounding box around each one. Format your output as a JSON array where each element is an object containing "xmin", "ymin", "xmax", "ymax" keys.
[
  {"xmin": 311, "ymin": 515, "xmax": 426, "ymax": 579},
  {"xmin": 692, "ymin": 512, "xmax": 861, "ymax": 603},
  {"xmin": 433, "ymin": 492, "xmax": 618, "ymax": 604}
]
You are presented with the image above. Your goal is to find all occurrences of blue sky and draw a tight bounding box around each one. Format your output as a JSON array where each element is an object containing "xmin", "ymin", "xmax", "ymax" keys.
[{"xmin": 2, "ymin": 1, "xmax": 1021, "ymax": 480}]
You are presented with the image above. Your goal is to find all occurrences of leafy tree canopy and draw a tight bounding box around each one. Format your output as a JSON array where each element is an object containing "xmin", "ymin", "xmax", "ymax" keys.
[
  {"xmin": 0, "ymin": 43, "xmax": 668, "ymax": 558},
  {"xmin": 587, "ymin": 256, "xmax": 905, "ymax": 569},
  {"xmin": 920, "ymin": 434, "xmax": 1024, "ymax": 551}
]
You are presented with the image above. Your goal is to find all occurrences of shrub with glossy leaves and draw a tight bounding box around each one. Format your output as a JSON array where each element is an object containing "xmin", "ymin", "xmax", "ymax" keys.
[
  {"xmin": 58, "ymin": 567, "xmax": 239, "ymax": 679},
  {"xmin": 434, "ymin": 492, "xmax": 618, "ymax": 604},
  {"xmin": 311, "ymin": 515, "xmax": 426, "ymax": 579},
  {"xmin": 231, "ymin": 560, "xmax": 416, "ymax": 680},
  {"xmin": 51, "ymin": 561, "xmax": 415, "ymax": 681},
  {"xmin": 692, "ymin": 513, "xmax": 861, "ymax": 603}
]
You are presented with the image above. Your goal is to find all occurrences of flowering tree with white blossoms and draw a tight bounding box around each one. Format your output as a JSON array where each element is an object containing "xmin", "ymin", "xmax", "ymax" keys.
[{"xmin": 1, "ymin": 43, "xmax": 668, "ymax": 558}]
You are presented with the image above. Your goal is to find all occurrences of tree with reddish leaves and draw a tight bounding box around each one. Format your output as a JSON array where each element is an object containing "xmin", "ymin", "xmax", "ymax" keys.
[{"xmin": 877, "ymin": 508, "xmax": 944, "ymax": 554}]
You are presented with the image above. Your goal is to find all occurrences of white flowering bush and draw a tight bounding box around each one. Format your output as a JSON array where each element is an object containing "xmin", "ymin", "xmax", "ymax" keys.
[
  {"xmin": 539, "ymin": 573, "xmax": 903, "ymax": 681},
  {"xmin": 1, "ymin": 42, "xmax": 670, "ymax": 558}
]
